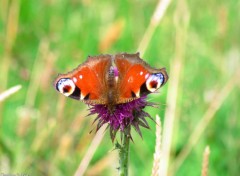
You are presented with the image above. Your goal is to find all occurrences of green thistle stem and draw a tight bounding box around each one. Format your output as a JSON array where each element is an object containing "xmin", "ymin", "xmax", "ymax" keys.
[{"xmin": 119, "ymin": 127, "xmax": 130, "ymax": 176}]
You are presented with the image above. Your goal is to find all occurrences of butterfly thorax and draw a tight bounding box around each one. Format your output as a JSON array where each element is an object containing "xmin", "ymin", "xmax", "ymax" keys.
[{"xmin": 105, "ymin": 66, "xmax": 119, "ymax": 113}]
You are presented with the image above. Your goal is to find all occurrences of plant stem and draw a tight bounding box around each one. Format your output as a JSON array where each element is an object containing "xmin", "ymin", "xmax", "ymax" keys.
[{"xmin": 119, "ymin": 128, "xmax": 130, "ymax": 176}]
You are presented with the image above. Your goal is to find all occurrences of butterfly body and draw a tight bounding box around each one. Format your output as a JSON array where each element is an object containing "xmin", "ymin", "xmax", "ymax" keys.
[{"xmin": 54, "ymin": 53, "xmax": 168, "ymax": 111}]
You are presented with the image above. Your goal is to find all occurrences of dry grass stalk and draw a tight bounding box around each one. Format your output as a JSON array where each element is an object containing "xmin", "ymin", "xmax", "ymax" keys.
[
  {"xmin": 99, "ymin": 19, "xmax": 125, "ymax": 52},
  {"xmin": 74, "ymin": 124, "xmax": 107, "ymax": 176},
  {"xmin": 56, "ymin": 133, "xmax": 73, "ymax": 159},
  {"xmin": 201, "ymin": 146, "xmax": 210, "ymax": 176},
  {"xmin": 55, "ymin": 112, "xmax": 88, "ymax": 159},
  {"xmin": 40, "ymin": 51, "xmax": 58, "ymax": 91},
  {"xmin": 76, "ymin": 127, "xmax": 94, "ymax": 156},
  {"xmin": 31, "ymin": 118, "xmax": 56, "ymax": 152},
  {"xmin": 86, "ymin": 152, "xmax": 118, "ymax": 176},
  {"xmin": 0, "ymin": 0, "xmax": 20, "ymax": 125},
  {"xmin": 159, "ymin": 0, "xmax": 189, "ymax": 175},
  {"xmin": 0, "ymin": 85, "xmax": 22, "ymax": 102},
  {"xmin": 25, "ymin": 40, "xmax": 50, "ymax": 107},
  {"xmin": 137, "ymin": 0, "xmax": 171, "ymax": 56},
  {"xmin": 5, "ymin": 0, "xmax": 19, "ymax": 53},
  {"xmin": 151, "ymin": 115, "xmax": 162, "ymax": 176},
  {"xmin": 17, "ymin": 108, "xmax": 32, "ymax": 137},
  {"xmin": 0, "ymin": 0, "xmax": 9, "ymax": 22},
  {"xmin": 1, "ymin": 0, "xmax": 20, "ymax": 90},
  {"xmin": 172, "ymin": 71, "xmax": 238, "ymax": 173},
  {"xmin": 56, "ymin": 95, "xmax": 66, "ymax": 122}
]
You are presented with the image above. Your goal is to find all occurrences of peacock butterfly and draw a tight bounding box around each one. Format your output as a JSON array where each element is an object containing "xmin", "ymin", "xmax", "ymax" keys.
[{"xmin": 54, "ymin": 53, "xmax": 168, "ymax": 111}]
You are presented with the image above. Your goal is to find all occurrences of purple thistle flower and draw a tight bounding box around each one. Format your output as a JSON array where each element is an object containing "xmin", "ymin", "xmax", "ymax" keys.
[{"xmin": 89, "ymin": 96, "xmax": 156, "ymax": 141}]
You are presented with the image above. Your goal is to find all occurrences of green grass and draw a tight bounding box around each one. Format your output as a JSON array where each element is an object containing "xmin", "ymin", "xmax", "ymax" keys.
[{"xmin": 0, "ymin": 0, "xmax": 239, "ymax": 175}]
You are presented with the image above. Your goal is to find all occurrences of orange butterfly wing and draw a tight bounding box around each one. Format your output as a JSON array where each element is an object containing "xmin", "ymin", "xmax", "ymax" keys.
[
  {"xmin": 54, "ymin": 55, "xmax": 111, "ymax": 104},
  {"xmin": 115, "ymin": 53, "xmax": 168, "ymax": 104}
]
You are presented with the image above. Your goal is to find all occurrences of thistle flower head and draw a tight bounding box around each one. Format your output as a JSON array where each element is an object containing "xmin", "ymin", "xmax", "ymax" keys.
[{"xmin": 89, "ymin": 96, "xmax": 155, "ymax": 141}]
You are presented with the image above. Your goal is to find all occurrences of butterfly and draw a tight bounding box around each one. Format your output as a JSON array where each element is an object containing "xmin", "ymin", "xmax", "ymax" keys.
[{"xmin": 54, "ymin": 53, "xmax": 168, "ymax": 111}]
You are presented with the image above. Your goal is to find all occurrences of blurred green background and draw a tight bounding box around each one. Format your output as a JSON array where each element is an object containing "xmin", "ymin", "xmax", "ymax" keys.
[{"xmin": 0, "ymin": 0, "xmax": 239, "ymax": 175}]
